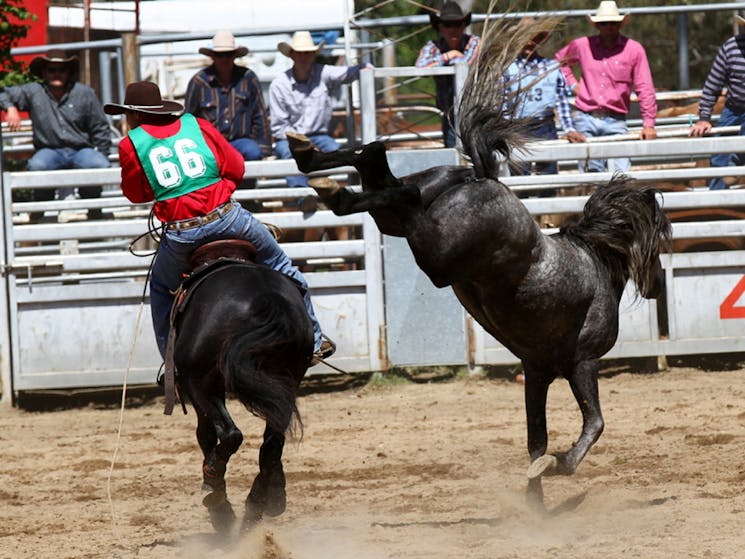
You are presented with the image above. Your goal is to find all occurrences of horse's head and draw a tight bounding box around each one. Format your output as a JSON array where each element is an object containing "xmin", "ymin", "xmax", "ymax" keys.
[{"xmin": 639, "ymin": 255, "xmax": 664, "ymax": 299}]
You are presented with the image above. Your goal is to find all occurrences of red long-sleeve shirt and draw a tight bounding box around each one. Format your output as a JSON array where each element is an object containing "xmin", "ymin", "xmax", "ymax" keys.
[{"xmin": 118, "ymin": 115, "xmax": 245, "ymax": 222}]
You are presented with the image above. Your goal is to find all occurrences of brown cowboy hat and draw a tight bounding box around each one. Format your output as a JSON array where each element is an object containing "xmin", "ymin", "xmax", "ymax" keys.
[
  {"xmin": 103, "ymin": 81, "xmax": 184, "ymax": 116},
  {"xmin": 198, "ymin": 30, "xmax": 249, "ymax": 58},
  {"xmin": 429, "ymin": 1, "xmax": 472, "ymax": 30},
  {"xmin": 29, "ymin": 49, "xmax": 79, "ymax": 78}
]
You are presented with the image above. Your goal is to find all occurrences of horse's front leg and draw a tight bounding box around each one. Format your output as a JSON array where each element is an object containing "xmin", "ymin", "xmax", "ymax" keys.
[
  {"xmin": 522, "ymin": 369, "xmax": 550, "ymax": 511},
  {"xmin": 243, "ymin": 426, "xmax": 287, "ymax": 529},
  {"xmin": 528, "ymin": 360, "xmax": 605, "ymax": 479}
]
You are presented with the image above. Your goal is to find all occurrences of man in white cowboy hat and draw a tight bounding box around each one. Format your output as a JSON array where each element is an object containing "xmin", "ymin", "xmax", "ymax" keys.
[
  {"xmin": 184, "ymin": 30, "xmax": 270, "ymax": 165},
  {"xmin": 269, "ymin": 30, "xmax": 370, "ymax": 189},
  {"xmin": 555, "ymin": 0, "xmax": 658, "ymax": 173},
  {"xmin": 689, "ymin": 15, "xmax": 745, "ymax": 190},
  {"xmin": 105, "ymin": 81, "xmax": 335, "ymax": 366},
  {"xmin": 0, "ymin": 49, "xmax": 111, "ymax": 219},
  {"xmin": 415, "ymin": 1, "xmax": 481, "ymax": 147}
]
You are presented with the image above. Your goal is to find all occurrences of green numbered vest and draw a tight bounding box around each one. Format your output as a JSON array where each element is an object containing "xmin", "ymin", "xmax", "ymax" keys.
[{"xmin": 129, "ymin": 113, "xmax": 220, "ymax": 201}]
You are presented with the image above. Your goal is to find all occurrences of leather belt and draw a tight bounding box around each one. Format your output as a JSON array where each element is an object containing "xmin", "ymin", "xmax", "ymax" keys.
[
  {"xmin": 166, "ymin": 200, "xmax": 236, "ymax": 232},
  {"xmin": 583, "ymin": 108, "xmax": 626, "ymax": 120}
]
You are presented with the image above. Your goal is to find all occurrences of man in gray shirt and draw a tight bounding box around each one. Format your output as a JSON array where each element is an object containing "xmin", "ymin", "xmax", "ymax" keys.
[
  {"xmin": 269, "ymin": 31, "xmax": 368, "ymax": 190},
  {"xmin": 0, "ymin": 49, "xmax": 111, "ymax": 219}
]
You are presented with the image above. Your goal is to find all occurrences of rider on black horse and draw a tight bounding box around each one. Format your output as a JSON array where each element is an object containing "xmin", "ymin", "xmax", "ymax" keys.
[{"xmin": 105, "ymin": 81, "xmax": 335, "ymax": 369}]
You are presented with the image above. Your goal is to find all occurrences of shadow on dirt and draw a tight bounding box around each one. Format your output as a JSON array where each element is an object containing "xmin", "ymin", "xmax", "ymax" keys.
[{"xmin": 8, "ymin": 353, "xmax": 745, "ymax": 412}]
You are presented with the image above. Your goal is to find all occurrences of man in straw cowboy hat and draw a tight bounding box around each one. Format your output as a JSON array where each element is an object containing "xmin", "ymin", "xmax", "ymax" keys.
[
  {"xmin": 555, "ymin": 0, "xmax": 658, "ymax": 173},
  {"xmin": 105, "ymin": 81, "xmax": 335, "ymax": 366},
  {"xmin": 689, "ymin": 15, "xmax": 745, "ymax": 190},
  {"xmin": 415, "ymin": 1, "xmax": 481, "ymax": 148},
  {"xmin": 269, "ymin": 30, "xmax": 370, "ymax": 189},
  {"xmin": 185, "ymin": 30, "xmax": 270, "ymax": 164},
  {"xmin": 0, "ymin": 49, "xmax": 111, "ymax": 219}
]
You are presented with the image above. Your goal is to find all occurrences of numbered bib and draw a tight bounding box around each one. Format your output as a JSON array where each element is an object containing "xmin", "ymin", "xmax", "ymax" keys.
[{"xmin": 130, "ymin": 113, "xmax": 221, "ymax": 201}]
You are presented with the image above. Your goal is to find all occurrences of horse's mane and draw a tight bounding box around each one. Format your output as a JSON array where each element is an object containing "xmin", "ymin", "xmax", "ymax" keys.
[
  {"xmin": 560, "ymin": 176, "xmax": 672, "ymax": 296},
  {"xmin": 458, "ymin": 8, "xmax": 562, "ymax": 179}
]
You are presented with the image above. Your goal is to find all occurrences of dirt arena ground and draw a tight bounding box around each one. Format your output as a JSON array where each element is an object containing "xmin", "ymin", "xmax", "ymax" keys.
[{"xmin": 1, "ymin": 359, "xmax": 745, "ymax": 559}]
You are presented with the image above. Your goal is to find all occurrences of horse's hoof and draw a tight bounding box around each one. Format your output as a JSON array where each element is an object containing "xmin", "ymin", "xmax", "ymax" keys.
[
  {"xmin": 527, "ymin": 454, "xmax": 558, "ymax": 479},
  {"xmin": 308, "ymin": 177, "xmax": 341, "ymax": 195},
  {"xmin": 286, "ymin": 131, "xmax": 312, "ymax": 151},
  {"xmin": 202, "ymin": 487, "xmax": 227, "ymax": 509}
]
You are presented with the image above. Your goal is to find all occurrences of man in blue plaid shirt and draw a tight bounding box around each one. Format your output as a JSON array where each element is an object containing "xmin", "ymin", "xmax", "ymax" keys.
[{"xmin": 503, "ymin": 20, "xmax": 586, "ymax": 180}]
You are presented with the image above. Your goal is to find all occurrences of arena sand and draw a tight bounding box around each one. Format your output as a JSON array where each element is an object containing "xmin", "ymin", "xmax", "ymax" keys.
[{"xmin": 1, "ymin": 363, "xmax": 744, "ymax": 558}]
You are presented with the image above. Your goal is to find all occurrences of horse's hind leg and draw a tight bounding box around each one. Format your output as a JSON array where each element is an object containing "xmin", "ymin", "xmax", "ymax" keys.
[
  {"xmin": 308, "ymin": 177, "xmax": 420, "ymax": 216},
  {"xmin": 182, "ymin": 379, "xmax": 243, "ymax": 531},
  {"xmin": 288, "ymin": 131, "xmax": 401, "ymax": 191},
  {"xmin": 243, "ymin": 426, "xmax": 288, "ymax": 528}
]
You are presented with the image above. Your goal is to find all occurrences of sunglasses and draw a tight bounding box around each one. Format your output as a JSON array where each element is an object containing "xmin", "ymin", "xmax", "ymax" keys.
[
  {"xmin": 596, "ymin": 21, "xmax": 621, "ymax": 27},
  {"xmin": 441, "ymin": 21, "xmax": 465, "ymax": 28},
  {"xmin": 212, "ymin": 52, "xmax": 235, "ymax": 58},
  {"xmin": 45, "ymin": 66, "xmax": 69, "ymax": 74}
]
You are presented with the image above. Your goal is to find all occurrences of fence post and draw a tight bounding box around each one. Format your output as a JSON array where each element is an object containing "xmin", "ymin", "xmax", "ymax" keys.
[
  {"xmin": 360, "ymin": 67, "xmax": 377, "ymax": 144},
  {"xmin": 121, "ymin": 33, "xmax": 140, "ymax": 87}
]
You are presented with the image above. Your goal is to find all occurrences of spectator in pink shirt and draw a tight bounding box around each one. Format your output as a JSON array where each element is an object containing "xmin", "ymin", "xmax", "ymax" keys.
[{"xmin": 555, "ymin": 1, "xmax": 657, "ymax": 173}]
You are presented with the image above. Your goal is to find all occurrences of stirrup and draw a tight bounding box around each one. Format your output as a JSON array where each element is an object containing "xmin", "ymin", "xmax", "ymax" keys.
[{"xmin": 311, "ymin": 335, "xmax": 336, "ymax": 365}]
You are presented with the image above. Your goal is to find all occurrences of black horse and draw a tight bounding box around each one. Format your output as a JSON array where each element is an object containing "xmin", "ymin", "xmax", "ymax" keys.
[
  {"xmin": 288, "ymin": 16, "xmax": 671, "ymax": 508},
  {"xmin": 172, "ymin": 243, "xmax": 313, "ymax": 531}
]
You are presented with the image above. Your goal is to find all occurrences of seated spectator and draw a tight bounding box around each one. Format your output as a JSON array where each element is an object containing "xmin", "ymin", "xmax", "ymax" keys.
[
  {"xmin": 0, "ymin": 49, "xmax": 111, "ymax": 219},
  {"xmin": 269, "ymin": 30, "xmax": 369, "ymax": 190},
  {"xmin": 184, "ymin": 30, "xmax": 271, "ymax": 164}
]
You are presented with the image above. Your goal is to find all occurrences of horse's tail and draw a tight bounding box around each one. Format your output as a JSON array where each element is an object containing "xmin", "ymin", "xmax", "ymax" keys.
[
  {"xmin": 220, "ymin": 293, "xmax": 308, "ymax": 438},
  {"xmin": 458, "ymin": 10, "xmax": 563, "ymax": 179},
  {"xmin": 562, "ymin": 175, "xmax": 672, "ymax": 297}
]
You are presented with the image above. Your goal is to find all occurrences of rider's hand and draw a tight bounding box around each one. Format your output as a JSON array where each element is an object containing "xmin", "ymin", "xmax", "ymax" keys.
[{"xmin": 565, "ymin": 130, "xmax": 586, "ymax": 143}]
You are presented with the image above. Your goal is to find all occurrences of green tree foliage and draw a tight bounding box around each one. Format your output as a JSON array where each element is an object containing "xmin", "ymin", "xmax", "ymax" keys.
[{"xmin": 0, "ymin": 0, "xmax": 37, "ymax": 86}]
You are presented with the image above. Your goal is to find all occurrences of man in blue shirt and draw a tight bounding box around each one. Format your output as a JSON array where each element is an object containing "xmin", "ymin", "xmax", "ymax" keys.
[
  {"xmin": 185, "ymin": 31, "xmax": 270, "ymax": 163},
  {"xmin": 503, "ymin": 19, "xmax": 585, "ymax": 180}
]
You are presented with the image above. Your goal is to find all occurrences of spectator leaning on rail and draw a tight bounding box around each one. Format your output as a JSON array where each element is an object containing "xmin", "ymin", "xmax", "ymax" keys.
[
  {"xmin": 269, "ymin": 30, "xmax": 369, "ymax": 190},
  {"xmin": 555, "ymin": 0, "xmax": 657, "ymax": 173},
  {"xmin": 104, "ymin": 81, "xmax": 335, "ymax": 366},
  {"xmin": 688, "ymin": 16, "xmax": 745, "ymax": 190},
  {"xmin": 184, "ymin": 30, "xmax": 271, "ymax": 164},
  {"xmin": 415, "ymin": 1, "xmax": 480, "ymax": 148},
  {"xmin": 0, "ymin": 49, "xmax": 111, "ymax": 219},
  {"xmin": 502, "ymin": 17, "xmax": 586, "ymax": 182}
]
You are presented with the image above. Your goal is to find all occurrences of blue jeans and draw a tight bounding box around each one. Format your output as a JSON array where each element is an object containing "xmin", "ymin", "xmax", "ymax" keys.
[
  {"xmin": 574, "ymin": 111, "xmax": 630, "ymax": 173},
  {"xmin": 150, "ymin": 202, "xmax": 323, "ymax": 359},
  {"xmin": 275, "ymin": 134, "xmax": 340, "ymax": 188},
  {"xmin": 230, "ymin": 138, "xmax": 263, "ymax": 161},
  {"xmin": 708, "ymin": 106, "xmax": 745, "ymax": 190},
  {"xmin": 441, "ymin": 112, "xmax": 456, "ymax": 148},
  {"xmin": 514, "ymin": 119, "xmax": 559, "ymax": 176},
  {"xmin": 27, "ymin": 147, "xmax": 110, "ymax": 200}
]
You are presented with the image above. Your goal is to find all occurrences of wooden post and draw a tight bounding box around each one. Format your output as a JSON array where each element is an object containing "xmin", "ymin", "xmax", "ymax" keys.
[{"xmin": 121, "ymin": 32, "xmax": 140, "ymax": 86}]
